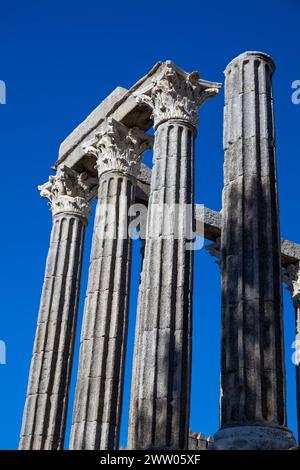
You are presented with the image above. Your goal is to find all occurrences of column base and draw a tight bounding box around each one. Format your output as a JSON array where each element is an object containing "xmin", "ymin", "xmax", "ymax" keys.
[{"xmin": 213, "ymin": 426, "xmax": 296, "ymax": 450}]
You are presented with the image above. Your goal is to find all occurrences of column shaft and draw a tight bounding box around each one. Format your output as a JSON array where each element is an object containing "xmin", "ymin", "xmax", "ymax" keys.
[
  {"xmin": 129, "ymin": 121, "xmax": 194, "ymax": 449},
  {"xmin": 127, "ymin": 61, "xmax": 220, "ymax": 450},
  {"xmin": 215, "ymin": 52, "xmax": 296, "ymax": 449},
  {"xmin": 20, "ymin": 213, "xmax": 86, "ymax": 449},
  {"xmin": 70, "ymin": 173, "xmax": 134, "ymax": 449}
]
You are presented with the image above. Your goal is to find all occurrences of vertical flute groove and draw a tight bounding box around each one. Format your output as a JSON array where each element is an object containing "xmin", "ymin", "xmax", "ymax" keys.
[
  {"xmin": 128, "ymin": 121, "xmax": 194, "ymax": 450},
  {"xmin": 70, "ymin": 173, "xmax": 134, "ymax": 450},
  {"xmin": 221, "ymin": 54, "xmax": 286, "ymax": 428},
  {"xmin": 20, "ymin": 213, "xmax": 86, "ymax": 449}
]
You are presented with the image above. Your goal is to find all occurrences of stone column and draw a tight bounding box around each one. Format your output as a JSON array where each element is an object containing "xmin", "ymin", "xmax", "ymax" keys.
[
  {"xmin": 127, "ymin": 61, "xmax": 221, "ymax": 450},
  {"xmin": 19, "ymin": 166, "xmax": 96, "ymax": 450},
  {"xmin": 214, "ymin": 52, "xmax": 296, "ymax": 449},
  {"xmin": 70, "ymin": 119, "xmax": 152, "ymax": 450},
  {"xmin": 282, "ymin": 263, "xmax": 300, "ymax": 444}
]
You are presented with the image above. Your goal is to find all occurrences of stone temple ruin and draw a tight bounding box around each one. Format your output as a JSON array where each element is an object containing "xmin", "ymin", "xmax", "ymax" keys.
[{"xmin": 19, "ymin": 52, "xmax": 300, "ymax": 450}]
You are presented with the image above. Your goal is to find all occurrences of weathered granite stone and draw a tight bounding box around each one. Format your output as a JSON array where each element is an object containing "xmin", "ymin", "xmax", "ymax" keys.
[
  {"xmin": 55, "ymin": 62, "xmax": 163, "ymax": 174},
  {"xmin": 213, "ymin": 426, "xmax": 296, "ymax": 450},
  {"xmin": 194, "ymin": 206, "xmax": 300, "ymax": 266},
  {"xmin": 127, "ymin": 61, "xmax": 221, "ymax": 450},
  {"xmin": 58, "ymin": 88, "xmax": 128, "ymax": 164},
  {"xmin": 214, "ymin": 51, "xmax": 296, "ymax": 450},
  {"xmin": 282, "ymin": 262, "xmax": 300, "ymax": 443},
  {"xmin": 53, "ymin": 57, "xmax": 300, "ymax": 265},
  {"xmin": 23, "ymin": 57, "xmax": 300, "ymax": 452},
  {"xmin": 188, "ymin": 431, "xmax": 212, "ymax": 450},
  {"xmin": 280, "ymin": 239, "xmax": 300, "ymax": 266},
  {"xmin": 19, "ymin": 167, "xmax": 96, "ymax": 450},
  {"xmin": 70, "ymin": 119, "xmax": 152, "ymax": 450}
]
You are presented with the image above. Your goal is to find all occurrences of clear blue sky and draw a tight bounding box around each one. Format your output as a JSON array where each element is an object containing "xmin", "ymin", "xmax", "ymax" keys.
[{"xmin": 0, "ymin": 0, "xmax": 299, "ymax": 449}]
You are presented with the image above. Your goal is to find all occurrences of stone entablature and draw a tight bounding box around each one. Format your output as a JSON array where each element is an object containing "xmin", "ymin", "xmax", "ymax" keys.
[{"xmin": 20, "ymin": 54, "xmax": 300, "ymax": 451}]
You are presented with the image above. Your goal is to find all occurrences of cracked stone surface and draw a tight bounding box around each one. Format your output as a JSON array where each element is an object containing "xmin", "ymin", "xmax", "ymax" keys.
[
  {"xmin": 127, "ymin": 62, "xmax": 221, "ymax": 450},
  {"xmin": 215, "ymin": 51, "xmax": 296, "ymax": 450},
  {"xmin": 70, "ymin": 120, "xmax": 151, "ymax": 450},
  {"xmin": 20, "ymin": 213, "xmax": 87, "ymax": 449}
]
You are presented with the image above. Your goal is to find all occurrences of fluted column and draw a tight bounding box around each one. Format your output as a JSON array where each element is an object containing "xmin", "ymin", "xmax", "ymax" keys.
[
  {"xmin": 282, "ymin": 263, "xmax": 300, "ymax": 443},
  {"xmin": 20, "ymin": 166, "xmax": 96, "ymax": 449},
  {"xmin": 214, "ymin": 52, "xmax": 296, "ymax": 449},
  {"xmin": 128, "ymin": 61, "xmax": 221, "ymax": 450},
  {"xmin": 70, "ymin": 119, "xmax": 152, "ymax": 450}
]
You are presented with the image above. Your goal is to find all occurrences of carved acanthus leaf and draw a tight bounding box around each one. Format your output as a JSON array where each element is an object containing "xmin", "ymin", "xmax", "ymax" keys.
[
  {"xmin": 136, "ymin": 61, "xmax": 221, "ymax": 128},
  {"xmin": 38, "ymin": 166, "xmax": 98, "ymax": 218},
  {"xmin": 282, "ymin": 262, "xmax": 300, "ymax": 306},
  {"xmin": 85, "ymin": 118, "xmax": 153, "ymax": 178}
]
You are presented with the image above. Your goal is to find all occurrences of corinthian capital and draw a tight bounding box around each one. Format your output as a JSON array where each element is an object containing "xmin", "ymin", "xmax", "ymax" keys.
[
  {"xmin": 85, "ymin": 118, "xmax": 153, "ymax": 178},
  {"xmin": 85, "ymin": 118, "xmax": 153, "ymax": 177},
  {"xmin": 135, "ymin": 61, "xmax": 222, "ymax": 129},
  {"xmin": 38, "ymin": 166, "xmax": 98, "ymax": 219},
  {"xmin": 282, "ymin": 262, "xmax": 300, "ymax": 307}
]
